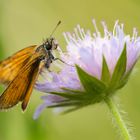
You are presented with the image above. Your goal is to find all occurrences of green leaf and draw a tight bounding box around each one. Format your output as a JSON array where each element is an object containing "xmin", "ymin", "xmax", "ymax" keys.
[
  {"xmin": 117, "ymin": 68, "xmax": 133, "ymax": 89},
  {"xmin": 47, "ymin": 101, "xmax": 80, "ymax": 108},
  {"xmin": 76, "ymin": 65, "xmax": 106, "ymax": 94},
  {"xmin": 61, "ymin": 87, "xmax": 85, "ymax": 94},
  {"xmin": 117, "ymin": 59, "xmax": 137, "ymax": 89},
  {"xmin": 109, "ymin": 44, "xmax": 127, "ymax": 90},
  {"xmin": 101, "ymin": 56, "xmax": 111, "ymax": 85},
  {"xmin": 50, "ymin": 92, "xmax": 84, "ymax": 100}
]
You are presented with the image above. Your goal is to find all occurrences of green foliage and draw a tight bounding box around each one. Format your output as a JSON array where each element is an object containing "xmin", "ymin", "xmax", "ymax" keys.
[
  {"xmin": 109, "ymin": 44, "xmax": 127, "ymax": 91},
  {"xmin": 101, "ymin": 56, "xmax": 111, "ymax": 85},
  {"xmin": 76, "ymin": 65, "xmax": 106, "ymax": 94}
]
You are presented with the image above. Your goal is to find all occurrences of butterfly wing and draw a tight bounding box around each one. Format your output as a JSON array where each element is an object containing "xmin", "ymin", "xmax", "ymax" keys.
[
  {"xmin": 0, "ymin": 53, "xmax": 43, "ymax": 110},
  {"xmin": 0, "ymin": 45, "xmax": 37, "ymax": 85}
]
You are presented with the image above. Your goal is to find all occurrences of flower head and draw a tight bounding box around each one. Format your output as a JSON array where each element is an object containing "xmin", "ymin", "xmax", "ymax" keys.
[{"xmin": 34, "ymin": 20, "xmax": 140, "ymax": 119}]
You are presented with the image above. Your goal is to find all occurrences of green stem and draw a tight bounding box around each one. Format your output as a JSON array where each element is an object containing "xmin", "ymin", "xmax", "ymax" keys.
[{"xmin": 104, "ymin": 97, "xmax": 134, "ymax": 140}]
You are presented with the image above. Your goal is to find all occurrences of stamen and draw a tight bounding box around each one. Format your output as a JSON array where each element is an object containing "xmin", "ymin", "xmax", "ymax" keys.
[
  {"xmin": 63, "ymin": 32, "xmax": 70, "ymax": 44},
  {"xmin": 101, "ymin": 21, "xmax": 109, "ymax": 37},
  {"xmin": 113, "ymin": 20, "xmax": 119, "ymax": 36},
  {"xmin": 74, "ymin": 27, "xmax": 81, "ymax": 40},
  {"xmin": 92, "ymin": 19, "xmax": 101, "ymax": 37},
  {"xmin": 77, "ymin": 25, "xmax": 85, "ymax": 40}
]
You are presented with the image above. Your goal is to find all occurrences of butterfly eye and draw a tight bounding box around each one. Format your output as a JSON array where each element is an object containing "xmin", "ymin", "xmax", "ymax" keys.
[
  {"xmin": 42, "ymin": 37, "xmax": 58, "ymax": 51},
  {"xmin": 45, "ymin": 44, "xmax": 52, "ymax": 50}
]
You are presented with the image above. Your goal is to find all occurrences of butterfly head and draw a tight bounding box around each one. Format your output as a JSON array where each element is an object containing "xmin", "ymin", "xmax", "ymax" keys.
[{"xmin": 43, "ymin": 37, "xmax": 58, "ymax": 51}]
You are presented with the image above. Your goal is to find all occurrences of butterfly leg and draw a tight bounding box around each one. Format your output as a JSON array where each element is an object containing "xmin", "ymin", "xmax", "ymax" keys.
[{"xmin": 53, "ymin": 58, "xmax": 74, "ymax": 67}]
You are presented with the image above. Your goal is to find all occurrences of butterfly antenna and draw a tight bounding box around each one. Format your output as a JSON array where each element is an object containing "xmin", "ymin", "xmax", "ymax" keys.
[{"xmin": 50, "ymin": 21, "xmax": 61, "ymax": 38}]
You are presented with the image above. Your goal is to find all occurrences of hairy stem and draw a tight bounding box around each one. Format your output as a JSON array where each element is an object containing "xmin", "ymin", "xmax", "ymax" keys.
[{"xmin": 104, "ymin": 97, "xmax": 134, "ymax": 140}]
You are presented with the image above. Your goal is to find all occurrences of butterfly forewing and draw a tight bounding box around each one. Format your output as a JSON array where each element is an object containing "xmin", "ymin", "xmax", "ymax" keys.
[
  {"xmin": 0, "ymin": 45, "xmax": 37, "ymax": 85},
  {"xmin": 0, "ymin": 36, "xmax": 58, "ymax": 111},
  {"xmin": 0, "ymin": 52, "xmax": 42, "ymax": 110}
]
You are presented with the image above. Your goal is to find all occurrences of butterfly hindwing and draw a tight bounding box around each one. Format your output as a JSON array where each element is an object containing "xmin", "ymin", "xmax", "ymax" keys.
[{"xmin": 0, "ymin": 53, "xmax": 42, "ymax": 110}]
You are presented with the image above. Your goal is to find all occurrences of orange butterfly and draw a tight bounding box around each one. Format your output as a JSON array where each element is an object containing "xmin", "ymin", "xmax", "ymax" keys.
[{"xmin": 0, "ymin": 21, "xmax": 61, "ymax": 111}]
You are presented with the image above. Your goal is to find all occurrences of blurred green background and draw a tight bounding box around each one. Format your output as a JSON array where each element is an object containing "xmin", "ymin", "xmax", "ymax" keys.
[{"xmin": 0, "ymin": 0, "xmax": 140, "ymax": 140}]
